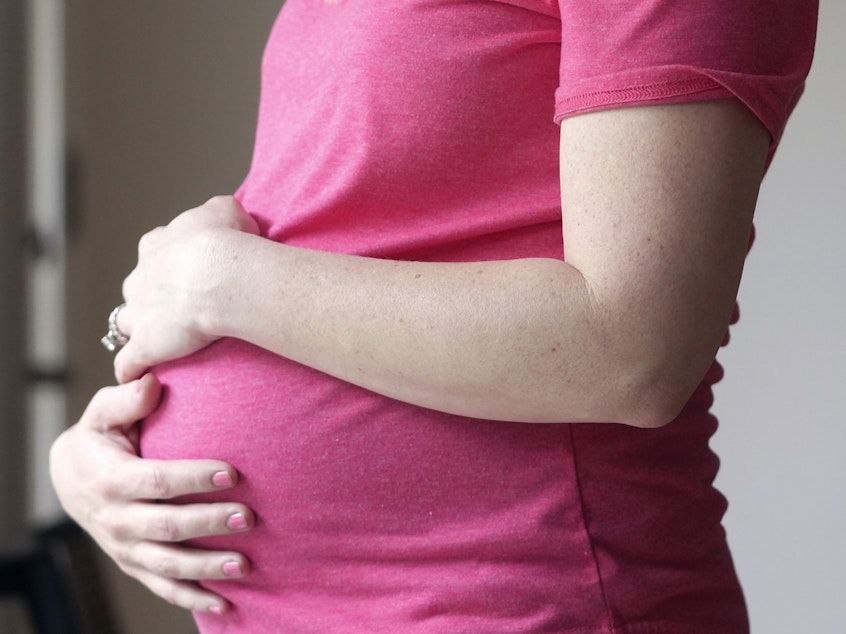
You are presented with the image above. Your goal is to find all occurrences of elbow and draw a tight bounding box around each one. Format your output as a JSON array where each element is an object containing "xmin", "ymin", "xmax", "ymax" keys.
[
  {"xmin": 533, "ymin": 364, "xmax": 697, "ymax": 429},
  {"xmin": 593, "ymin": 323, "xmax": 717, "ymax": 430},
  {"xmin": 624, "ymin": 386, "xmax": 688, "ymax": 429},
  {"xmin": 622, "ymin": 367, "xmax": 705, "ymax": 429},
  {"xmin": 609, "ymin": 356, "xmax": 706, "ymax": 429}
]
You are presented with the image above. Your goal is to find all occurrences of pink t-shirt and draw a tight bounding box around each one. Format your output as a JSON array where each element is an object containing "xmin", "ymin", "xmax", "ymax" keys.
[{"xmin": 141, "ymin": 1, "xmax": 816, "ymax": 632}]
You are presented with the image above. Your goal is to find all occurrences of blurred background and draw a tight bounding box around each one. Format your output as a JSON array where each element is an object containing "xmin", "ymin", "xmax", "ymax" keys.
[{"xmin": 1, "ymin": 0, "xmax": 843, "ymax": 632}]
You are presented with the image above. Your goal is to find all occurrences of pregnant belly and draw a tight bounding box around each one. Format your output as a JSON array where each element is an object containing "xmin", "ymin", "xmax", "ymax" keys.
[{"xmin": 139, "ymin": 338, "xmax": 607, "ymax": 631}]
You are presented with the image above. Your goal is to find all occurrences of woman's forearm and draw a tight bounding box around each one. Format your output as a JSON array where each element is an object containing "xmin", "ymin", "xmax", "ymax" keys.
[{"xmin": 202, "ymin": 233, "xmax": 669, "ymax": 426}]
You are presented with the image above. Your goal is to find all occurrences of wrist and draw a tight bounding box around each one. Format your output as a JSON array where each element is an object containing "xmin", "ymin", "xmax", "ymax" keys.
[{"xmin": 187, "ymin": 227, "xmax": 244, "ymax": 340}]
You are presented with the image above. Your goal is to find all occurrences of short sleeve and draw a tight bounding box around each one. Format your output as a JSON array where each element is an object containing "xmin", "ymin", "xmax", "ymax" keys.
[{"xmin": 554, "ymin": 0, "xmax": 818, "ymax": 162}]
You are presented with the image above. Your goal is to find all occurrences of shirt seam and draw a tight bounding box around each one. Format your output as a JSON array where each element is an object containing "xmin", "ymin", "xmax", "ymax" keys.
[
  {"xmin": 556, "ymin": 76, "xmax": 725, "ymax": 119},
  {"xmin": 565, "ymin": 424, "xmax": 617, "ymax": 634}
]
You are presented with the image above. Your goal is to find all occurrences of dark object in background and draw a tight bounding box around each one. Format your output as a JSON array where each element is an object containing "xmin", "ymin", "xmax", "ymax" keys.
[{"xmin": 0, "ymin": 519, "xmax": 119, "ymax": 634}]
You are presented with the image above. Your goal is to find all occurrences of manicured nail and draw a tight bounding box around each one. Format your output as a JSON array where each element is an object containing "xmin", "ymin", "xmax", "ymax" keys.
[
  {"xmin": 223, "ymin": 561, "xmax": 243, "ymax": 577},
  {"xmin": 227, "ymin": 513, "xmax": 249, "ymax": 531},
  {"xmin": 212, "ymin": 471, "xmax": 234, "ymax": 488},
  {"xmin": 209, "ymin": 605, "xmax": 223, "ymax": 616}
]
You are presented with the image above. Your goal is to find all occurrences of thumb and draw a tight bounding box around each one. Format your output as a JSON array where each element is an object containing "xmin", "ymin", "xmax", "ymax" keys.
[
  {"xmin": 82, "ymin": 374, "xmax": 162, "ymax": 435},
  {"xmin": 114, "ymin": 337, "xmax": 149, "ymax": 384}
]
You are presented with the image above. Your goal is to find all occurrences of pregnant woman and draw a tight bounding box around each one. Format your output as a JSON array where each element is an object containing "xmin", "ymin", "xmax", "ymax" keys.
[{"xmin": 51, "ymin": 1, "xmax": 817, "ymax": 632}]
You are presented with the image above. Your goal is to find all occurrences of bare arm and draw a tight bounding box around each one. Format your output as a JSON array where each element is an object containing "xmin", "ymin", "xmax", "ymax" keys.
[{"xmin": 117, "ymin": 99, "xmax": 769, "ymax": 427}]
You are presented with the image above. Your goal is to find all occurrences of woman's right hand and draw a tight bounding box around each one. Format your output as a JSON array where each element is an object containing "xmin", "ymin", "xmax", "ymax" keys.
[{"xmin": 49, "ymin": 374, "xmax": 255, "ymax": 614}]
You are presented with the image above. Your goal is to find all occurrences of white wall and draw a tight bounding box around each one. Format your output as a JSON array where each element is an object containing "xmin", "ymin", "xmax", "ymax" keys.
[{"xmin": 711, "ymin": 1, "xmax": 846, "ymax": 631}]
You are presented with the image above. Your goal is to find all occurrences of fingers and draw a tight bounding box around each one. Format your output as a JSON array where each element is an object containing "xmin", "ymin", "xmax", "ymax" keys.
[
  {"xmin": 53, "ymin": 379, "xmax": 256, "ymax": 617},
  {"xmin": 80, "ymin": 376, "xmax": 243, "ymax": 501},
  {"xmin": 128, "ymin": 567, "xmax": 231, "ymax": 615},
  {"xmin": 81, "ymin": 375, "xmax": 162, "ymax": 433},
  {"xmin": 102, "ymin": 454, "xmax": 243, "ymax": 502},
  {"xmin": 112, "ymin": 280, "xmax": 145, "ymax": 384},
  {"xmin": 101, "ymin": 500, "xmax": 254, "ymax": 544},
  {"xmin": 108, "ymin": 503, "xmax": 254, "ymax": 615},
  {"xmin": 121, "ymin": 540, "xmax": 251, "ymax": 582},
  {"xmin": 114, "ymin": 338, "xmax": 151, "ymax": 384}
]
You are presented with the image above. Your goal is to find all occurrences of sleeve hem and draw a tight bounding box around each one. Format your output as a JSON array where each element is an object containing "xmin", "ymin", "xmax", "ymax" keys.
[
  {"xmin": 553, "ymin": 76, "xmax": 726, "ymax": 123},
  {"xmin": 554, "ymin": 65, "xmax": 808, "ymax": 168}
]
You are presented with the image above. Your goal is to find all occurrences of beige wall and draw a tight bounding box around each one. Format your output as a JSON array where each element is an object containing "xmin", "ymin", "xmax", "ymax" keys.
[{"xmin": 65, "ymin": 2, "xmax": 282, "ymax": 631}]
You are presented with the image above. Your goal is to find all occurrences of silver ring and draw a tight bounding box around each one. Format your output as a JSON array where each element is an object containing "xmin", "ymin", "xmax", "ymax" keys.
[{"xmin": 100, "ymin": 303, "xmax": 129, "ymax": 352}]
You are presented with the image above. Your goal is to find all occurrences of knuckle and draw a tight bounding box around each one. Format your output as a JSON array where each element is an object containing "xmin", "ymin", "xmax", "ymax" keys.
[
  {"xmin": 199, "ymin": 512, "xmax": 224, "ymax": 538},
  {"xmin": 207, "ymin": 194, "xmax": 231, "ymax": 207},
  {"xmin": 121, "ymin": 272, "xmax": 135, "ymax": 299},
  {"xmin": 113, "ymin": 542, "xmax": 136, "ymax": 568},
  {"xmin": 87, "ymin": 387, "xmax": 114, "ymax": 417},
  {"xmin": 150, "ymin": 513, "xmax": 181, "ymax": 542},
  {"xmin": 158, "ymin": 583, "xmax": 179, "ymax": 606},
  {"xmin": 94, "ymin": 473, "xmax": 121, "ymax": 500},
  {"xmin": 100, "ymin": 513, "xmax": 122, "ymax": 538},
  {"xmin": 177, "ymin": 207, "xmax": 201, "ymax": 224},
  {"xmin": 190, "ymin": 469, "xmax": 216, "ymax": 494},
  {"xmin": 205, "ymin": 196, "xmax": 240, "ymax": 225},
  {"xmin": 95, "ymin": 460, "xmax": 132, "ymax": 499},
  {"xmin": 181, "ymin": 505, "xmax": 223, "ymax": 540},
  {"xmin": 153, "ymin": 554, "xmax": 180, "ymax": 579},
  {"xmin": 97, "ymin": 510, "xmax": 130, "ymax": 542},
  {"xmin": 120, "ymin": 269, "xmax": 132, "ymax": 293},
  {"xmin": 137, "ymin": 227, "xmax": 163, "ymax": 254},
  {"xmin": 113, "ymin": 355, "xmax": 137, "ymax": 386},
  {"xmin": 48, "ymin": 430, "xmax": 70, "ymax": 474},
  {"xmin": 147, "ymin": 464, "xmax": 173, "ymax": 499},
  {"xmin": 91, "ymin": 385, "xmax": 112, "ymax": 403}
]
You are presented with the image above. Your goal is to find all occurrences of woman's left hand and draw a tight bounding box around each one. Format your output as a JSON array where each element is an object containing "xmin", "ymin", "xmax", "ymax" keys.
[{"xmin": 114, "ymin": 195, "xmax": 260, "ymax": 383}]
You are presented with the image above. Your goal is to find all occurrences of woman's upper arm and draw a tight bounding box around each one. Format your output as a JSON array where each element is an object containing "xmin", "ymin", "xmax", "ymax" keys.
[{"xmin": 559, "ymin": 99, "xmax": 770, "ymax": 423}]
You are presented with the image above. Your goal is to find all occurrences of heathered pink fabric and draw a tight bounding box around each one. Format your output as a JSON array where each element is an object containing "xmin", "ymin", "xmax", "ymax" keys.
[{"xmin": 140, "ymin": 1, "xmax": 816, "ymax": 632}]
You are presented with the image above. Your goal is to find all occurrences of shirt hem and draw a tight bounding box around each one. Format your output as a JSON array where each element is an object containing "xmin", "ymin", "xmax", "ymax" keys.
[{"xmin": 554, "ymin": 76, "xmax": 727, "ymax": 123}]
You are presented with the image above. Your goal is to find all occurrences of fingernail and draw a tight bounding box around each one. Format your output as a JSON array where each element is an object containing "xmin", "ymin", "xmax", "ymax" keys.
[
  {"xmin": 134, "ymin": 376, "xmax": 145, "ymax": 393},
  {"xmin": 223, "ymin": 561, "xmax": 243, "ymax": 577},
  {"xmin": 209, "ymin": 605, "xmax": 223, "ymax": 616},
  {"xmin": 212, "ymin": 471, "xmax": 234, "ymax": 488},
  {"xmin": 227, "ymin": 513, "xmax": 249, "ymax": 531}
]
